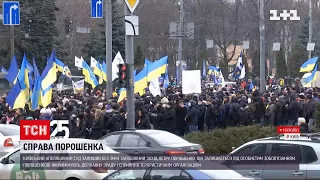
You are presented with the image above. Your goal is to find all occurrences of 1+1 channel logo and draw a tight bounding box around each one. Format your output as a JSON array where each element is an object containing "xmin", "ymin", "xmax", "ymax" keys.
[{"xmin": 20, "ymin": 120, "xmax": 70, "ymax": 140}]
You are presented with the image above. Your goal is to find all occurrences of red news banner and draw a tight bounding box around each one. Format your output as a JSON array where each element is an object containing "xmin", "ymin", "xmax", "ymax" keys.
[{"xmin": 277, "ymin": 126, "xmax": 300, "ymax": 134}]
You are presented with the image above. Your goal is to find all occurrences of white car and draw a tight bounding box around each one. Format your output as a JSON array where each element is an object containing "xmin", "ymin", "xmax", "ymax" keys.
[
  {"xmin": 0, "ymin": 124, "xmax": 20, "ymax": 157},
  {"xmin": 0, "ymin": 138, "xmax": 117, "ymax": 180},
  {"xmin": 225, "ymin": 134, "xmax": 320, "ymax": 179}
]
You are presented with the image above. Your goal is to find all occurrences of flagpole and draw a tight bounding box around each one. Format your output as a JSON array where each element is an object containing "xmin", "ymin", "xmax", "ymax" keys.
[{"xmin": 259, "ymin": 0, "xmax": 266, "ymax": 93}]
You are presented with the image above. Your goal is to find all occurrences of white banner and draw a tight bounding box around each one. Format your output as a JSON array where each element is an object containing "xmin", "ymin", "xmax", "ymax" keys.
[
  {"xmin": 75, "ymin": 56, "xmax": 82, "ymax": 68},
  {"xmin": 182, "ymin": 70, "xmax": 201, "ymax": 94},
  {"xmin": 149, "ymin": 78, "xmax": 161, "ymax": 97},
  {"xmin": 90, "ymin": 57, "xmax": 98, "ymax": 68}
]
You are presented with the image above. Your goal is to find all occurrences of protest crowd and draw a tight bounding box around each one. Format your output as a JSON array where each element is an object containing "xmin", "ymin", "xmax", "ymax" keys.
[{"xmin": 0, "ymin": 79, "xmax": 318, "ymax": 140}]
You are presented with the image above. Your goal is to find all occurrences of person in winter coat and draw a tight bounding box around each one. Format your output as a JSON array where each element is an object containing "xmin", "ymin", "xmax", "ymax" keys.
[
  {"xmin": 239, "ymin": 100, "xmax": 253, "ymax": 126},
  {"xmin": 298, "ymin": 117, "xmax": 310, "ymax": 133},
  {"xmin": 229, "ymin": 96, "xmax": 241, "ymax": 126},
  {"xmin": 185, "ymin": 100, "xmax": 199, "ymax": 133},
  {"xmin": 136, "ymin": 108, "xmax": 151, "ymax": 129},
  {"xmin": 306, "ymin": 94, "xmax": 317, "ymax": 131},
  {"xmin": 175, "ymin": 101, "xmax": 187, "ymax": 136},
  {"xmin": 106, "ymin": 104, "xmax": 125, "ymax": 133},
  {"xmin": 164, "ymin": 102, "xmax": 176, "ymax": 134},
  {"xmin": 157, "ymin": 105, "xmax": 166, "ymax": 130},
  {"xmin": 288, "ymin": 94, "xmax": 300, "ymax": 125},
  {"xmin": 205, "ymin": 99, "xmax": 216, "ymax": 131},
  {"xmin": 252, "ymin": 90, "xmax": 265, "ymax": 125},
  {"xmin": 148, "ymin": 106, "xmax": 159, "ymax": 129},
  {"xmin": 84, "ymin": 107, "xmax": 94, "ymax": 139},
  {"xmin": 75, "ymin": 113, "xmax": 86, "ymax": 138},
  {"xmin": 68, "ymin": 111, "xmax": 77, "ymax": 138},
  {"xmin": 265, "ymin": 100, "xmax": 276, "ymax": 126},
  {"xmin": 216, "ymin": 99, "xmax": 226, "ymax": 128},
  {"xmin": 13, "ymin": 108, "xmax": 25, "ymax": 125},
  {"xmin": 90, "ymin": 109, "xmax": 105, "ymax": 139},
  {"xmin": 275, "ymin": 96, "xmax": 285, "ymax": 126},
  {"xmin": 198, "ymin": 101, "xmax": 207, "ymax": 131}
]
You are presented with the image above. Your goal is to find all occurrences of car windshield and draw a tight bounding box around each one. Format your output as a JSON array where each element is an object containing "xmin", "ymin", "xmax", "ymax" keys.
[
  {"xmin": 147, "ymin": 132, "xmax": 189, "ymax": 145},
  {"xmin": 0, "ymin": 126, "xmax": 20, "ymax": 136},
  {"xmin": 201, "ymin": 170, "xmax": 244, "ymax": 179}
]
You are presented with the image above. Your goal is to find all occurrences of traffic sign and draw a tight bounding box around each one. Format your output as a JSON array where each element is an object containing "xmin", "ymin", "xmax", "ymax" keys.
[
  {"xmin": 124, "ymin": 0, "xmax": 139, "ymax": 13},
  {"xmin": 2, "ymin": 1, "xmax": 20, "ymax": 25},
  {"xmin": 91, "ymin": 0, "xmax": 103, "ymax": 18}
]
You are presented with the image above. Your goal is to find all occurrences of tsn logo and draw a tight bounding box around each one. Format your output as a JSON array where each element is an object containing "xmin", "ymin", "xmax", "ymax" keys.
[{"xmin": 20, "ymin": 120, "xmax": 70, "ymax": 140}]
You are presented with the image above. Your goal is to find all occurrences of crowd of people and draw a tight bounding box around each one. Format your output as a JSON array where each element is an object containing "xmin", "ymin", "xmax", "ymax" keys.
[{"xmin": 0, "ymin": 81, "xmax": 318, "ymax": 139}]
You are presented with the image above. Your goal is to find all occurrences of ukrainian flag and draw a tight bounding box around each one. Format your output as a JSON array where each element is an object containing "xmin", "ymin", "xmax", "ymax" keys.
[
  {"xmin": 102, "ymin": 61, "xmax": 107, "ymax": 81},
  {"xmin": 117, "ymin": 88, "xmax": 127, "ymax": 103},
  {"xmin": 54, "ymin": 58, "xmax": 64, "ymax": 72},
  {"xmin": 41, "ymin": 52, "xmax": 57, "ymax": 90},
  {"xmin": 134, "ymin": 66, "xmax": 148, "ymax": 95},
  {"xmin": 17, "ymin": 55, "xmax": 30, "ymax": 100},
  {"xmin": 31, "ymin": 58, "xmax": 41, "ymax": 110},
  {"xmin": 300, "ymin": 57, "xmax": 318, "ymax": 72},
  {"xmin": 41, "ymin": 85, "xmax": 53, "ymax": 108},
  {"xmin": 305, "ymin": 65, "xmax": 318, "ymax": 87},
  {"xmin": 146, "ymin": 56, "xmax": 168, "ymax": 81},
  {"xmin": 6, "ymin": 82, "xmax": 26, "ymax": 109},
  {"xmin": 7, "ymin": 55, "xmax": 30, "ymax": 109},
  {"xmin": 55, "ymin": 58, "xmax": 72, "ymax": 78},
  {"xmin": 82, "ymin": 60, "xmax": 98, "ymax": 88},
  {"xmin": 5, "ymin": 56, "xmax": 19, "ymax": 84},
  {"xmin": 93, "ymin": 62, "xmax": 104, "ymax": 84}
]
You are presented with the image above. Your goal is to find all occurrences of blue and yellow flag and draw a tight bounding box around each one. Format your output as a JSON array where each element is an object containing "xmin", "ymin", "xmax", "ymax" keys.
[
  {"xmin": 41, "ymin": 85, "xmax": 53, "ymax": 108},
  {"xmin": 134, "ymin": 66, "xmax": 148, "ymax": 95},
  {"xmin": 18, "ymin": 55, "xmax": 30, "ymax": 100},
  {"xmin": 93, "ymin": 61, "xmax": 104, "ymax": 84},
  {"xmin": 82, "ymin": 60, "xmax": 98, "ymax": 88},
  {"xmin": 300, "ymin": 57, "xmax": 318, "ymax": 72},
  {"xmin": 41, "ymin": 52, "xmax": 57, "ymax": 90},
  {"xmin": 102, "ymin": 61, "xmax": 107, "ymax": 81},
  {"xmin": 5, "ymin": 56, "xmax": 19, "ymax": 84},
  {"xmin": 305, "ymin": 64, "xmax": 318, "ymax": 86},
  {"xmin": 31, "ymin": 58, "xmax": 42, "ymax": 110},
  {"xmin": 7, "ymin": 55, "xmax": 30, "ymax": 109},
  {"xmin": 117, "ymin": 88, "xmax": 127, "ymax": 103},
  {"xmin": 54, "ymin": 58, "xmax": 72, "ymax": 78},
  {"xmin": 146, "ymin": 56, "xmax": 168, "ymax": 82}
]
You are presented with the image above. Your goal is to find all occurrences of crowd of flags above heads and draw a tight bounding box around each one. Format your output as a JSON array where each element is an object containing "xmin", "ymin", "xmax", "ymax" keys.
[{"xmin": 1, "ymin": 52, "xmax": 73, "ymax": 110}]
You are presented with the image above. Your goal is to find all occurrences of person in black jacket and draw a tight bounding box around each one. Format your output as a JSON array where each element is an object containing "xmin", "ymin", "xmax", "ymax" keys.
[
  {"xmin": 205, "ymin": 99, "xmax": 216, "ymax": 131},
  {"xmin": 288, "ymin": 94, "xmax": 300, "ymax": 125},
  {"xmin": 149, "ymin": 105, "xmax": 159, "ymax": 129},
  {"xmin": 175, "ymin": 101, "xmax": 187, "ymax": 136},
  {"xmin": 252, "ymin": 90, "xmax": 265, "ymax": 125},
  {"xmin": 136, "ymin": 108, "xmax": 151, "ymax": 129},
  {"xmin": 164, "ymin": 102, "xmax": 176, "ymax": 134},
  {"xmin": 75, "ymin": 113, "xmax": 86, "ymax": 138},
  {"xmin": 90, "ymin": 109, "xmax": 105, "ymax": 139},
  {"xmin": 185, "ymin": 100, "xmax": 199, "ymax": 133},
  {"xmin": 106, "ymin": 104, "xmax": 125, "ymax": 133},
  {"xmin": 275, "ymin": 96, "xmax": 285, "ymax": 126},
  {"xmin": 198, "ymin": 101, "xmax": 206, "ymax": 131},
  {"xmin": 84, "ymin": 107, "xmax": 94, "ymax": 138},
  {"xmin": 306, "ymin": 94, "xmax": 317, "ymax": 131},
  {"xmin": 216, "ymin": 99, "xmax": 226, "ymax": 128},
  {"xmin": 229, "ymin": 96, "xmax": 241, "ymax": 127}
]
